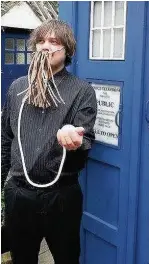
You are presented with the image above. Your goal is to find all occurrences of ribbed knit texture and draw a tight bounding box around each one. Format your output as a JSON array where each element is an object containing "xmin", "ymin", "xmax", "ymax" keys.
[{"xmin": 1, "ymin": 68, "xmax": 97, "ymax": 187}]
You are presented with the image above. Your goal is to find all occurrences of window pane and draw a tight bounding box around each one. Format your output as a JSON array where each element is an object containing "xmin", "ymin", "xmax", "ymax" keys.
[
  {"xmin": 90, "ymin": 1, "xmax": 126, "ymax": 60},
  {"xmin": 5, "ymin": 38, "xmax": 14, "ymax": 50},
  {"xmin": 93, "ymin": 1, "xmax": 102, "ymax": 27},
  {"xmin": 27, "ymin": 53, "xmax": 32, "ymax": 64},
  {"xmin": 16, "ymin": 39, "xmax": 25, "ymax": 51},
  {"xmin": 115, "ymin": 2, "xmax": 124, "ymax": 26},
  {"xmin": 26, "ymin": 44, "xmax": 32, "ymax": 52},
  {"xmin": 16, "ymin": 53, "xmax": 25, "ymax": 64},
  {"xmin": 5, "ymin": 53, "xmax": 14, "ymax": 64},
  {"xmin": 103, "ymin": 29, "xmax": 111, "ymax": 58},
  {"xmin": 104, "ymin": 1, "xmax": 112, "ymax": 27},
  {"xmin": 113, "ymin": 28, "xmax": 123, "ymax": 58},
  {"xmin": 92, "ymin": 30, "xmax": 101, "ymax": 57}
]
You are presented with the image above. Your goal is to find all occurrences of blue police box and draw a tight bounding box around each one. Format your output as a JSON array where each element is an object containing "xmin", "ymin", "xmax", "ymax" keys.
[{"xmin": 59, "ymin": 2, "xmax": 149, "ymax": 264}]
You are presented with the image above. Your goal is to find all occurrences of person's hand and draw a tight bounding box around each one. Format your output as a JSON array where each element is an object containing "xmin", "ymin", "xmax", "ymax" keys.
[{"xmin": 57, "ymin": 125, "xmax": 85, "ymax": 150}]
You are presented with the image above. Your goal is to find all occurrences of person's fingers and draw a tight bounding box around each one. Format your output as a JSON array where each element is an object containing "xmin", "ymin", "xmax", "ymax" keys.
[
  {"xmin": 57, "ymin": 129, "xmax": 67, "ymax": 147},
  {"xmin": 63, "ymin": 135, "xmax": 76, "ymax": 150},
  {"xmin": 57, "ymin": 130, "xmax": 76, "ymax": 150},
  {"xmin": 69, "ymin": 130, "xmax": 83, "ymax": 147},
  {"xmin": 57, "ymin": 127, "xmax": 84, "ymax": 150},
  {"xmin": 75, "ymin": 127, "xmax": 85, "ymax": 136},
  {"xmin": 57, "ymin": 129, "xmax": 61, "ymax": 142}
]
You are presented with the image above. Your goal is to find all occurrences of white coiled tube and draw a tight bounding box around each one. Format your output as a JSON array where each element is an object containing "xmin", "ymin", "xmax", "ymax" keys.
[
  {"xmin": 18, "ymin": 96, "xmax": 67, "ymax": 188},
  {"xmin": 17, "ymin": 47, "xmax": 70, "ymax": 188}
]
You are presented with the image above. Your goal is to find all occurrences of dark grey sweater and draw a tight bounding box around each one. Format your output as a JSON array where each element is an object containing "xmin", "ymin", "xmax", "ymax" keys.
[{"xmin": 1, "ymin": 68, "xmax": 97, "ymax": 187}]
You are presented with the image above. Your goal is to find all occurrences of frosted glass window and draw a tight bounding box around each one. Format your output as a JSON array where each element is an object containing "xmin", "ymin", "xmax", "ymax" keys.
[
  {"xmin": 16, "ymin": 53, "xmax": 25, "ymax": 64},
  {"xmin": 5, "ymin": 53, "xmax": 14, "ymax": 64},
  {"xmin": 113, "ymin": 28, "xmax": 123, "ymax": 58},
  {"xmin": 90, "ymin": 1, "xmax": 127, "ymax": 60},
  {"xmin": 5, "ymin": 38, "xmax": 14, "ymax": 50},
  {"xmin": 26, "ymin": 39, "xmax": 32, "ymax": 51},
  {"xmin": 115, "ymin": 2, "xmax": 124, "ymax": 26},
  {"xmin": 92, "ymin": 30, "xmax": 101, "ymax": 57},
  {"xmin": 104, "ymin": 2, "xmax": 112, "ymax": 27},
  {"xmin": 27, "ymin": 53, "xmax": 32, "ymax": 64},
  {"xmin": 93, "ymin": 1, "xmax": 102, "ymax": 27},
  {"xmin": 16, "ymin": 39, "xmax": 25, "ymax": 51},
  {"xmin": 103, "ymin": 29, "xmax": 111, "ymax": 58}
]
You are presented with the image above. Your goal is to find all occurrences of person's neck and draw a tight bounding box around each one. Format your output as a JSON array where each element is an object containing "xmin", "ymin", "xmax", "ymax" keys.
[{"xmin": 49, "ymin": 64, "xmax": 65, "ymax": 78}]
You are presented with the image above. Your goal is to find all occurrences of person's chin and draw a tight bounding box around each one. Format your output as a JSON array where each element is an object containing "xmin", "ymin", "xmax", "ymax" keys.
[{"xmin": 51, "ymin": 63, "xmax": 64, "ymax": 71}]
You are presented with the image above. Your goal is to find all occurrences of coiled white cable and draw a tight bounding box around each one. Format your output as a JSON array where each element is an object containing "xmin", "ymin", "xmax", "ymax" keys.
[
  {"xmin": 17, "ymin": 47, "xmax": 71, "ymax": 188},
  {"xmin": 18, "ymin": 96, "xmax": 66, "ymax": 188}
]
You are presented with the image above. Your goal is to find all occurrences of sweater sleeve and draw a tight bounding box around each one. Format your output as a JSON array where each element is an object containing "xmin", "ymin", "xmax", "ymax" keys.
[
  {"xmin": 62, "ymin": 85, "xmax": 97, "ymax": 173},
  {"xmin": 1, "ymin": 86, "xmax": 14, "ymax": 188},
  {"xmin": 72, "ymin": 85, "xmax": 97, "ymax": 150}
]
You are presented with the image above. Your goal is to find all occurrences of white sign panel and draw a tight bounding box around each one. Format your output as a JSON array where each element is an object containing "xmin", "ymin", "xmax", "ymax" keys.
[{"xmin": 93, "ymin": 84, "xmax": 121, "ymax": 146}]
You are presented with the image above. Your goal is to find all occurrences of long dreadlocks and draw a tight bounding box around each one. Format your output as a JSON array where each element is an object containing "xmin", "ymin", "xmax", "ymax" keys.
[{"xmin": 25, "ymin": 50, "xmax": 65, "ymax": 108}]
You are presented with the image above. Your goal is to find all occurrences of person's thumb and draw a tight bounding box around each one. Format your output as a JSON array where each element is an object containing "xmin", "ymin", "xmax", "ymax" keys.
[{"xmin": 75, "ymin": 127, "xmax": 85, "ymax": 136}]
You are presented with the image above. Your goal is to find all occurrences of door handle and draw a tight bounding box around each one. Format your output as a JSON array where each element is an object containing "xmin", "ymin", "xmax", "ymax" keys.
[
  {"xmin": 115, "ymin": 110, "xmax": 120, "ymax": 128},
  {"xmin": 145, "ymin": 100, "xmax": 149, "ymax": 123}
]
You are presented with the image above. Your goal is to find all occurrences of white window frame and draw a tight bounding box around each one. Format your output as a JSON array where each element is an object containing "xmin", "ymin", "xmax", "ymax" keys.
[{"xmin": 89, "ymin": 1, "xmax": 127, "ymax": 60}]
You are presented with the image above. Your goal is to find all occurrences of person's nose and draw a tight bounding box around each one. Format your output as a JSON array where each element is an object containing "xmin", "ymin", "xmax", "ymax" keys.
[{"xmin": 42, "ymin": 41, "xmax": 52, "ymax": 52}]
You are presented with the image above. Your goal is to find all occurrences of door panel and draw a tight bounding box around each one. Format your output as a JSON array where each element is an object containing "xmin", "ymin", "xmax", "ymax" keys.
[
  {"xmin": 59, "ymin": 2, "xmax": 148, "ymax": 263},
  {"xmin": 1, "ymin": 30, "xmax": 31, "ymax": 105},
  {"xmin": 136, "ymin": 3, "xmax": 149, "ymax": 264},
  {"xmin": 75, "ymin": 2, "xmax": 147, "ymax": 264}
]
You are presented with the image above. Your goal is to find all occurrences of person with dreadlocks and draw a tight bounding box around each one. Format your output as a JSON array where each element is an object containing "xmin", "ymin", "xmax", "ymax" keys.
[{"xmin": 1, "ymin": 20, "xmax": 97, "ymax": 264}]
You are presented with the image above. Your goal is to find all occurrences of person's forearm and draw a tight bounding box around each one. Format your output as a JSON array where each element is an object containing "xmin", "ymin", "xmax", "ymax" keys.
[
  {"xmin": 1, "ymin": 87, "xmax": 14, "ymax": 188},
  {"xmin": 1, "ymin": 136, "xmax": 12, "ymax": 188}
]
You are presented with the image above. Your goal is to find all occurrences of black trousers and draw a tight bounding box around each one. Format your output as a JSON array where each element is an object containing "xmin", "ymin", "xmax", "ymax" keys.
[{"xmin": 4, "ymin": 176, "xmax": 83, "ymax": 264}]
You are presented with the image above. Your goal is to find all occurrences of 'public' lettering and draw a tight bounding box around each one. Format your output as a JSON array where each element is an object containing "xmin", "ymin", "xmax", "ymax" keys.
[{"xmin": 98, "ymin": 100, "xmax": 114, "ymax": 108}]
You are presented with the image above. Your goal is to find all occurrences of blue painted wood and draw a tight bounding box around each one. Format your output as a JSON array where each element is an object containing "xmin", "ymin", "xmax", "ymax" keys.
[
  {"xmin": 59, "ymin": 1, "xmax": 149, "ymax": 264},
  {"xmin": 1, "ymin": 29, "xmax": 30, "ymax": 105},
  {"xmin": 135, "ymin": 3, "xmax": 149, "ymax": 264},
  {"xmin": 59, "ymin": 1, "xmax": 78, "ymax": 74}
]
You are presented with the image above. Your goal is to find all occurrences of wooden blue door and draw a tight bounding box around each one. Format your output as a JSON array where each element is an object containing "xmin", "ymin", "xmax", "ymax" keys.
[
  {"xmin": 136, "ymin": 3, "xmax": 149, "ymax": 264},
  {"xmin": 1, "ymin": 29, "xmax": 31, "ymax": 105},
  {"xmin": 60, "ymin": 2, "xmax": 149, "ymax": 263}
]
